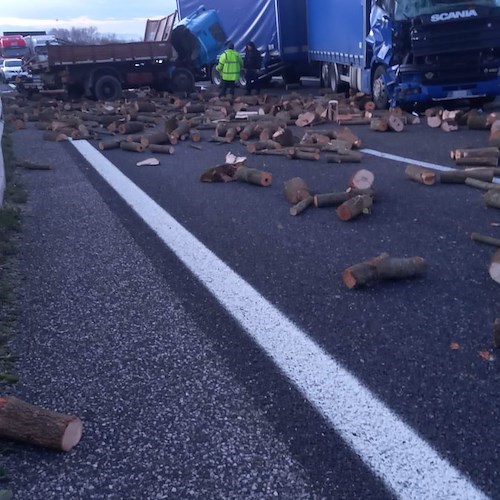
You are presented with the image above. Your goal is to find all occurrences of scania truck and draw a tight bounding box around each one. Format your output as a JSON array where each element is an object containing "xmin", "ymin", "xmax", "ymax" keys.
[{"xmin": 307, "ymin": 0, "xmax": 500, "ymax": 107}]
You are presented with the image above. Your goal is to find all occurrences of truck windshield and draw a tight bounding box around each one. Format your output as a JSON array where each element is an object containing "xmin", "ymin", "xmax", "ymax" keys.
[
  {"xmin": 394, "ymin": 0, "xmax": 500, "ymax": 20},
  {"xmin": 1, "ymin": 47, "xmax": 29, "ymax": 57}
]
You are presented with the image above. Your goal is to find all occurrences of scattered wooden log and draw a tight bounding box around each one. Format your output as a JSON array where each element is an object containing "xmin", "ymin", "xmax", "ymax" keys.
[
  {"xmin": 336, "ymin": 194, "xmax": 373, "ymax": 221},
  {"xmin": 16, "ymin": 160, "xmax": 52, "ymax": 170},
  {"xmin": 440, "ymin": 168, "xmax": 494, "ymax": 184},
  {"xmin": 120, "ymin": 141, "xmax": 144, "ymax": 153},
  {"xmin": 455, "ymin": 156, "xmax": 498, "ymax": 167},
  {"xmin": 98, "ymin": 139, "xmax": 121, "ymax": 151},
  {"xmin": 291, "ymin": 150, "xmax": 320, "ymax": 161},
  {"xmin": 489, "ymin": 249, "xmax": 500, "ymax": 285},
  {"xmin": 140, "ymin": 131, "xmax": 170, "ymax": 148},
  {"xmin": 118, "ymin": 121, "xmax": 144, "ymax": 135},
  {"xmin": 0, "ymin": 396, "xmax": 82, "ymax": 452},
  {"xmin": 467, "ymin": 114, "xmax": 490, "ymax": 130},
  {"xmin": 42, "ymin": 131, "xmax": 68, "ymax": 142},
  {"xmin": 295, "ymin": 111, "xmax": 321, "ymax": 127},
  {"xmin": 137, "ymin": 158, "xmax": 160, "ymax": 167},
  {"xmin": 370, "ymin": 117, "xmax": 389, "ymax": 132},
  {"xmin": 451, "ymin": 147, "xmax": 500, "ymax": 160},
  {"xmin": 349, "ymin": 169, "xmax": 374, "ymax": 190},
  {"xmin": 494, "ymin": 318, "xmax": 500, "ymax": 348},
  {"xmin": 326, "ymin": 151, "xmax": 363, "ymax": 164},
  {"xmin": 290, "ymin": 195, "xmax": 314, "ymax": 216},
  {"xmin": 272, "ymin": 127, "xmax": 294, "ymax": 147},
  {"xmin": 440, "ymin": 119, "xmax": 458, "ymax": 132},
  {"xmin": 149, "ymin": 144, "xmax": 175, "ymax": 155},
  {"xmin": 483, "ymin": 189, "xmax": 500, "ymax": 209},
  {"xmin": 234, "ymin": 166, "xmax": 272, "ymax": 186},
  {"xmin": 464, "ymin": 178, "xmax": 500, "ymax": 191},
  {"xmin": 314, "ymin": 188, "xmax": 375, "ymax": 208},
  {"xmin": 134, "ymin": 101, "xmax": 156, "ymax": 113},
  {"xmin": 342, "ymin": 253, "xmax": 426, "ymax": 289},
  {"xmin": 470, "ymin": 232, "xmax": 500, "ymax": 247},
  {"xmin": 405, "ymin": 164, "xmax": 437, "ymax": 185},
  {"xmin": 488, "ymin": 130, "xmax": 500, "ymax": 148},
  {"xmin": 239, "ymin": 124, "xmax": 257, "ymax": 141},
  {"xmin": 169, "ymin": 121, "xmax": 191, "ymax": 143},
  {"xmin": 284, "ymin": 177, "xmax": 310, "ymax": 204}
]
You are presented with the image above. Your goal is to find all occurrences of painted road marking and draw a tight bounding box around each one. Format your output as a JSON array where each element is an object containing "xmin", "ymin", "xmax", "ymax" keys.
[
  {"xmin": 362, "ymin": 148, "xmax": 500, "ymax": 184},
  {"xmin": 72, "ymin": 141, "xmax": 488, "ymax": 499}
]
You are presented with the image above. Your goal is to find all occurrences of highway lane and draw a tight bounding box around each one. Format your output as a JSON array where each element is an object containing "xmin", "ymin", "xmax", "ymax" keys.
[
  {"xmin": 73, "ymin": 103, "xmax": 500, "ymax": 498},
  {"xmin": 3, "ymin": 82, "xmax": 499, "ymax": 498}
]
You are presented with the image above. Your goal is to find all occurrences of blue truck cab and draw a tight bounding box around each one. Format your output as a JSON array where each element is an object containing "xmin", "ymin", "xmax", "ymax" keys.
[{"xmin": 308, "ymin": 0, "xmax": 500, "ymax": 108}]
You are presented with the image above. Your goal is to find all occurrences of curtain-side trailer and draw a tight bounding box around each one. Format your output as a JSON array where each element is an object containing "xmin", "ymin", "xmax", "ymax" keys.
[{"xmin": 307, "ymin": 0, "xmax": 500, "ymax": 108}]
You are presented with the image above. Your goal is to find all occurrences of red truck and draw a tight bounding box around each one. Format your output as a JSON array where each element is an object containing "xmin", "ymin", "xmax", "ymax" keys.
[{"xmin": 0, "ymin": 35, "xmax": 29, "ymax": 60}]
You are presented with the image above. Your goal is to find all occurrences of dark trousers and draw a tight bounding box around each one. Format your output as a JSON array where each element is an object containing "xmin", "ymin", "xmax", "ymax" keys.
[
  {"xmin": 219, "ymin": 80, "xmax": 236, "ymax": 97},
  {"xmin": 245, "ymin": 70, "xmax": 260, "ymax": 95}
]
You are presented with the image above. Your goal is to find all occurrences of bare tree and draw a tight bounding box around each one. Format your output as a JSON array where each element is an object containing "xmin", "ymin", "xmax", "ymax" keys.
[{"xmin": 48, "ymin": 27, "xmax": 130, "ymax": 44}]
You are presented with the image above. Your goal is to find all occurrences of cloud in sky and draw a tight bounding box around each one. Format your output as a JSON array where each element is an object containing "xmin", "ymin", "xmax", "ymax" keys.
[{"xmin": 0, "ymin": 1, "xmax": 178, "ymax": 38}]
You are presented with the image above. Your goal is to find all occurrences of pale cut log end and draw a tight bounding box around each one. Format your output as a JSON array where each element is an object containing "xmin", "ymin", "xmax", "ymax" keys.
[
  {"xmin": 261, "ymin": 174, "xmax": 273, "ymax": 187},
  {"xmin": 61, "ymin": 417, "xmax": 83, "ymax": 452},
  {"xmin": 341, "ymin": 269, "xmax": 357, "ymax": 289},
  {"xmin": 422, "ymin": 173, "xmax": 436, "ymax": 186}
]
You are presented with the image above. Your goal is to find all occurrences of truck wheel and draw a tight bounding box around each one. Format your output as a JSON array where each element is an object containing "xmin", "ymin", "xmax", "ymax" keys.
[
  {"xmin": 372, "ymin": 65, "xmax": 389, "ymax": 109},
  {"xmin": 320, "ymin": 63, "xmax": 329, "ymax": 87},
  {"xmin": 94, "ymin": 75, "xmax": 122, "ymax": 101},
  {"xmin": 211, "ymin": 65, "xmax": 222, "ymax": 87},
  {"xmin": 171, "ymin": 68, "xmax": 195, "ymax": 93}
]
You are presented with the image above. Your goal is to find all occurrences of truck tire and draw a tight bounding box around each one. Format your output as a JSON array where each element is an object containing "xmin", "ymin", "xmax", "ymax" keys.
[
  {"xmin": 171, "ymin": 68, "xmax": 195, "ymax": 93},
  {"xmin": 372, "ymin": 65, "xmax": 389, "ymax": 109},
  {"xmin": 94, "ymin": 75, "xmax": 122, "ymax": 101},
  {"xmin": 320, "ymin": 63, "xmax": 329, "ymax": 87},
  {"xmin": 211, "ymin": 65, "xmax": 222, "ymax": 87}
]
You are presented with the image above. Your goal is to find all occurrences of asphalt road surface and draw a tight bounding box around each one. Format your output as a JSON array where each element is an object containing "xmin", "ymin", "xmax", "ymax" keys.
[{"xmin": 1, "ymin": 81, "xmax": 499, "ymax": 499}]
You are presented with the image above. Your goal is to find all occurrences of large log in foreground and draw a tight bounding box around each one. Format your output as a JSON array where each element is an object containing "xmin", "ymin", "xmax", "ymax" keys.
[
  {"xmin": 0, "ymin": 396, "xmax": 82, "ymax": 451},
  {"xmin": 342, "ymin": 253, "xmax": 426, "ymax": 289},
  {"xmin": 489, "ymin": 249, "xmax": 500, "ymax": 285},
  {"xmin": 405, "ymin": 164, "xmax": 436, "ymax": 185}
]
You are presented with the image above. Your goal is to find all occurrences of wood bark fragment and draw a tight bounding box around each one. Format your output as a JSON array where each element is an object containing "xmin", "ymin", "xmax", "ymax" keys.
[
  {"xmin": 455, "ymin": 157, "xmax": 498, "ymax": 167},
  {"xmin": 148, "ymin": 144, "xmax": 175, "ymax": 154},
  {"xmin": 342, "ymin": 253, "xmax": 426, "ymax": 289},
  {"xmin": 0, "ymin": 396, "xmax": 82, "ymax": 452},
  {"xmin": 98, "ymin": 139, "xmax": 121, "ymax": 151},
  {"xmin": 452, "ymin": 147, "xmax": 500, "ymax": 160},
  {"xmin": 118, "ymin": 122, "xmax": 144, "ymax": 135},
  {"xmin": 326, "ymin": 151, "xmax": 363, "ymax": 164}
]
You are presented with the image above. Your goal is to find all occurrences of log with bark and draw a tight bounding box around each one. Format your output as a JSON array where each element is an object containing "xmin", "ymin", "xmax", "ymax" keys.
[
  {"xmin": 272, "ymin": 127, "xmax": 295, "ymax": 147},
  {"xmin": 120, "ymin": 141, "xmax": 144, "ymax": 153},
  {"xmin": 336, "ymin": 194, "xmax": 373, "ymax": 221},
  {"xmin": 342, "ymin": 253, "xmax": 426, "ymax": 289},
  {"xmin": 440, "ymin": 168, "xmax": 494, "ymax": 184},
  {"xmin": 314, "ymin": 188, "xmax": 375, "ymax": 207},
  {"xmin": 0, "ymin": 396, "xmax": 82, "ymax": 451},
  {"xmin": 464, "ymin": 178, "xmax": 500, "ymax": 191},
  {"xmin": 470, "ymin": 232, "xmax": 500, "ymax": 247},
  {"xmin": 483, "ymin": 189, "xmax": 500, "ymax": 209},
  {"xmin": 118, "ymin": 121, "xmax": 145, "ymax": 135},
  {"xmin": 326, "ymin": 150, "xmax": 363, "ymax": 164},
  {"xmin": 405, "ymin": 164, "xmax": 437, "ymax": 185},
  {"xmin": 333, "ymin": 128, "xmax": 362, "ymax": 148},
  {"xmin": 149, "ymin": 144, "xmax": 175, "ymax": 155},
  {"xmin": 283, "ymin": 177, "xmax": 310, "ymax": 204},
  {"xmin": 290, "ymin": 195, "xmax": 314, "ymax": 216},
  {"xmin": 200, "ymin": 163, "xmax": 237, "ymax": 183},
  {"xmin": 451, "ymin": 147, "xmax": 500, "ymax": 160},
  {"xmin": 234, "ymin": 166, "xmax": 272, "ymax": 186}
]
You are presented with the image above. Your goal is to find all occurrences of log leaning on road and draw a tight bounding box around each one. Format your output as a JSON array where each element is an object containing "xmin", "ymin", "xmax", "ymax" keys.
[
  {"xmin": 336, "ymin": 194, "xmax": 373, "ymax": 221},
  {"xmin": 283, "ymin": 177, "xmax": 310, "ymax": 204},
  {"xmin": 342, "ymin": 253, "xmax": 426, "ymax": 289},
  {"xmin": 0, "ymin": 396, "xmax": 82, "ymax": 452},
  {"xmin": 234, "ymin": 166, "xmax": 272, "ymax": 187},
  {"xmin": 405, "ymin": 164, "xmax": 437, "ymax": 185}
]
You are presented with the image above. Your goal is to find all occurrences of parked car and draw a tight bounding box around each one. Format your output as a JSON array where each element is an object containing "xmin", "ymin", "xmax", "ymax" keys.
[{"xmin": 0, "ymin": 58, "xmax": 28, "ymax": 83}]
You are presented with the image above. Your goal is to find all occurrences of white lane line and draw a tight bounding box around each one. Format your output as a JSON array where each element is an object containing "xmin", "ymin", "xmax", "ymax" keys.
[
  {"xmin": 72, "ymin": 140, "xmax": 488, "ymax": 500},
  {"xmin": 362, "ymin": 148, "xmax": 500, "ymax": 184}
]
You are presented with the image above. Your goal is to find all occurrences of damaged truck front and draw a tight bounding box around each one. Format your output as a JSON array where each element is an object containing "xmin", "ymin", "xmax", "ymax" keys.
[
  {"xmin": 307, "ymin": 0, "xmax": 500, "ymax": 108},
  {"xmin": 20, "ymin": 7, "xmax": 226, "ymax": 100}
]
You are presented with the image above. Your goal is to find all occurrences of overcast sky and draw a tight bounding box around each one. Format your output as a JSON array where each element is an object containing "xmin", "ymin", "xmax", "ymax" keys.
[{"xmin": 0, "ymin": 1, "xmax": 178, "ymax": 40}]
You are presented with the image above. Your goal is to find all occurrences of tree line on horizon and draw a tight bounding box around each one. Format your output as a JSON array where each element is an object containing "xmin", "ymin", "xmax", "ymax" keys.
[{"xmin": 48, "ymin": 26, "xmax": 141, "ymax": 44}]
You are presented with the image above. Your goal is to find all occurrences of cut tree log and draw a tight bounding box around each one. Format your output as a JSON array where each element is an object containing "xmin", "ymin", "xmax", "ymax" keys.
[
  {"xmin": 137, "ymin": 158, "xmax": 160, "ymax": 167},
  {"xmin": 370, "ymin": 117, "xmax": 389, "ymax": 132},
  {"xmin": 470, "ymin": 232, "xmax": 500, "ymax": 247},
  {"xmin": 283, "ymin": 177, "xmax": 310, "ymax": 204},
  {"xmin": 118, "ymin": 122, "xmax": 144, "ymax": 135},
  {"xmin": 314, "ymin": 188, "xmax": 375, "ymax": 207},
  {"xmin": 349, "ymin": 169, "xmax": 375, "ymax": 190},
  {"xmin": 455, "ymin": 156, "xmax": 498, "ymax": 167},
  {"xmin": 290, "ymin": 195, "xmax": 314, "ymax": 216},
  {"xmin": 334, "ymin": 128, "xmax": 362, "ymax": 148},
  {"xmin": 120, "ymin": 141, "xmax": 144, "ymax": 153},
  {"xmin": 140, "ymin": 131, "xmax": 170, "ymax": 148},
  {"xmin": 149, "ymin": 144, "xmax": 175, "ymax": 154},
  {"xmin": 234, "ymin": 166, "xmax": 272, "ymax": 186},
  {"xmin": 0, "ymin": 396, "xmax": 82, "ymax": 452},
  {"xmin": 291, "ymin": 150, "xmax": 320, "ymax": 161},
  {"xmin": 489, "ymin": 249, "xmax": 500, "ymax": 285},
  {"xmin": 451, "ymin": 147, "xmax": 500, "ymax": 160},
  {"xmin": 387, "ymin": 114, "xmax": 404, "ymax": 132},
  {"xmin": 405, "ymin": 164, "xmax": 437, "ymax": 185},
  {"xmin": 246, "ymin": 140, "xmax": 282, "ymax": 153},
  {"xmin": 464, "ymin": 178, "xmax": 500, "ymax": 191},
  {"xmin": 467, "ymin": 115, "xmax": 490, "ymax": 130},
  {"xmin": 483, "ymin": 189, "xmax": 500, "ymax": 209},
  {"xmin": 272, "ymin": 127, "xmax": 295, "ymax": 147},
  {"xmin": 336, "ymin": 194, "xmax": 373, "ymax": 221},
  {"xmin": 326, "ymin": 151, "xmax": 363, "ymax": 163},
  {"xmin": 440, "ymin": 168, "xmax": 494, "ymax": 184},
  {"xmin": 42, "ymin": 131, "xmax": 68, "ymax": 142},
  {"xmin": 17, "ymin": 160, "xmax": 52, "ymax": 170},
  {"xmin": 494, "ymin": 318, "xmax": 500, "ymax": 348},
  {"xmin": 342, "ymin": 253, "xmax": 426, "ymax": 289}
]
